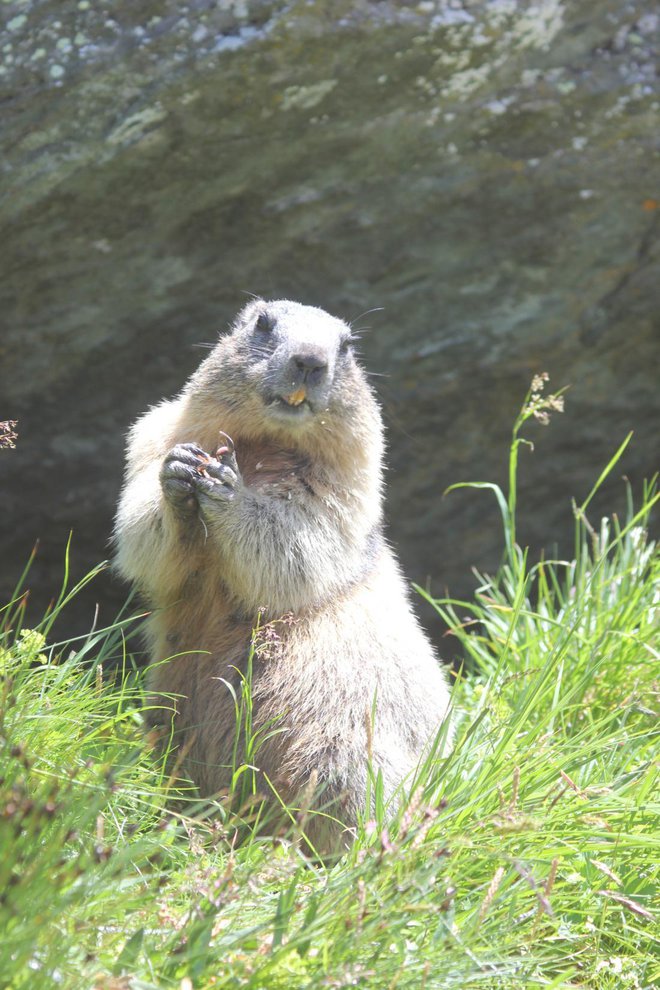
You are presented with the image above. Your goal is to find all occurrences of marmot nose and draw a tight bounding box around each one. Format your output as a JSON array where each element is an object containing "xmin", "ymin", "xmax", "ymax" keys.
[{"xmin": 292, "ymin": 350, "xmax": 328, "ymax": 386}]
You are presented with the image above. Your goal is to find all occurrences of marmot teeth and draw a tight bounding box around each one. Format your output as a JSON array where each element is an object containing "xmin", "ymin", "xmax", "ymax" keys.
[{"xmin": 283, "ymin": 387, "xmax": 307, "ymax": 406}]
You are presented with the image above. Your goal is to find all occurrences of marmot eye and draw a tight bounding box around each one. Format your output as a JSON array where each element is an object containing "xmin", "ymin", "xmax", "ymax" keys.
[
  {"xmin": 339, "ymin": 337, "xmax": 352, "ymax": 354},
  {"xmin": 255, "ymin": 312, "xmax": 275, "ymax": 333}
]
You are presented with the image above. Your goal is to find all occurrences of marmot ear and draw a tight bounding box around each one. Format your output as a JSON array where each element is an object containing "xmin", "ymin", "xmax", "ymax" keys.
[{"xmin": 255, "ymin": 312, "xmax": 276, "ymax": 333}]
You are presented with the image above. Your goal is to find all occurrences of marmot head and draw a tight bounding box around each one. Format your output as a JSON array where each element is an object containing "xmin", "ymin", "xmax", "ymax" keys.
[
  {"xmin": 188, "ymin": 300, "xmax": 382, "ymax": 456},
  {"xmin": 229, "ymin": 299, "xmax": 360, "ymax": 425}
]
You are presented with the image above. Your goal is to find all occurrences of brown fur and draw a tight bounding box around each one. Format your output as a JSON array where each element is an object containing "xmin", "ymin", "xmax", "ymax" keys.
[{"xmin": 114, "ymin": 299, "xmax": 451, "ymax": 850}]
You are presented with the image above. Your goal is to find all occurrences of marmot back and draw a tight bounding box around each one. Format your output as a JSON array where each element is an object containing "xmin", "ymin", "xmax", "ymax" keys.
[{"xmin": 114, "ymin": 299, "xmax": 451, "ymax": 850}]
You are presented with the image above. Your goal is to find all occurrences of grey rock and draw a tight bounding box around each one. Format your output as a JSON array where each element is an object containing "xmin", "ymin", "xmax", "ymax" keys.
[{"xmin": 1, "ymin": 0, "xmax": 658, "ymax": 647}]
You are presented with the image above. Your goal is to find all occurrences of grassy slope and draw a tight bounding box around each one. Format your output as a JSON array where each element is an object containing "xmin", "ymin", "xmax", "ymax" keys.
[{"xmin": 1, "ymin": 388, "xmax": 658, "ymax": 990}]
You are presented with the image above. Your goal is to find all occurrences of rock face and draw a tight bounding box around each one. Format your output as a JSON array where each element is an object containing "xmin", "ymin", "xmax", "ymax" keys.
[{"xmin": 1, "ymin": 0, "xmax": 658, "ymax": 644}]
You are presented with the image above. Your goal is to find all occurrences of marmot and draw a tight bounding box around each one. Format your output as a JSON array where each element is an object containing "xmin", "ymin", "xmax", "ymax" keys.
[{"xmin": 114, "ymin": 299, "xmax": 451, "ymax": 849}]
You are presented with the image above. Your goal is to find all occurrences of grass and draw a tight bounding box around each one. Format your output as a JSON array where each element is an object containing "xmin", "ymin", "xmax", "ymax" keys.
[{"xmin": 1, "ymin": 381, "xmax": 658, "ymax": 989}]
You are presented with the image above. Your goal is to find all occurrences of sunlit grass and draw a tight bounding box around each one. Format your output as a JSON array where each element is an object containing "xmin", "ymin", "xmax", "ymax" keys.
[{"xmin": 1, "ymin": 383, "xmax": 657, "ymax": 989}]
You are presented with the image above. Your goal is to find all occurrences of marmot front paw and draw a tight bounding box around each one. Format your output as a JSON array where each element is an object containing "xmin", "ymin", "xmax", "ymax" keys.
[
  {"xmin": 160, "ymin": 443, "xmax": 207, "ymax": 514},
  {"xmin": 160, "ymin": 441, "xmax": 239, "ymax": 515}
]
